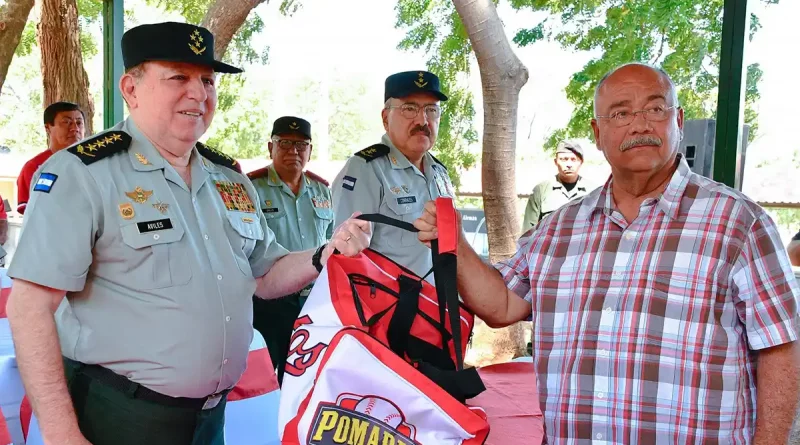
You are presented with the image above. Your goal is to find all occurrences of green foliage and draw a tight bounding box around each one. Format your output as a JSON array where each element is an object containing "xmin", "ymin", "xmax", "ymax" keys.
[
  {"xmin": 397, "ymin": 0, "xmax": 772, "ymax": 154},
  {"xmin": 328, "ymin": 78, "xmax": 374, "ymax": 161},
  {"xmin": 77, "ymin": 0, "xmax": 102, "ymax": 57},
  {"xmin": 511, "ymin": 0, "xmax": 773, "ymax": 147},
  {"xmin": 205, "ymin": 74, "xmax": 272, "ymax": 159},
  {"xmin": 147, "ymin": 0, "xmax": 213, "ymax": 24},
  {"xmin": 396, "ymin": 0, "xmax": 477, "ymax": 187},
  {"xmin": 14, "ymin": 22, "xmax": 37, "ymax": 57}
]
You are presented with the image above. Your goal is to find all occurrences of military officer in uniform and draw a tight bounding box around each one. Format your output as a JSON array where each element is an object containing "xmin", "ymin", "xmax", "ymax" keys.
[
  {"xmin": 247, "ymin": 116, "xmax": 333, "ymax": 384},
  {"xmin": 521, "ymin": 140, "xmax": 594, "ymax": 232},
  {"xmin": 332, "ymin": 71, "xmax": 455, "ymax": 281},
  {"xmin": 5, "ymin": 22, "xmax": 370, "ymax": 445}
]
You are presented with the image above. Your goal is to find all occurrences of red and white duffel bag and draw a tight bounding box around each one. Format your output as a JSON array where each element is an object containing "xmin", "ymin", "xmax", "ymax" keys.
[{"xmin": 279, "ymin": 197, "xmax": 489, "ymax": 444}]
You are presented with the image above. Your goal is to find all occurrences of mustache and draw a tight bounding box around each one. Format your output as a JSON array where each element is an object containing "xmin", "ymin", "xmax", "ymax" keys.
[
  {"xmin": 620, "ymin": 135, "xmax": 662, "ymax": 152},
  {"xmin": 411, "ymin": 125, "xmax": 430, "ymax": 137}
]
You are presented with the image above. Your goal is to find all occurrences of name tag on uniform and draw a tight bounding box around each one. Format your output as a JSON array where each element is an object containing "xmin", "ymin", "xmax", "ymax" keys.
[
  {"xmin": 263, "ymin": 208, "xmax": 280, "ymax": 213},
  {"xmin": 137, "ymin": 218, "xmax": 173, "ymax": 233},
  {"xmin": 397, "ymin": 196, "xmax": 417, "ymax": 205}
]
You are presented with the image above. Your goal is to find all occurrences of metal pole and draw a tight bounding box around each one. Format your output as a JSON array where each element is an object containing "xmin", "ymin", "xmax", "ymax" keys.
[
  {"xmin": 713, "ymin": 0, "xmax": 749, "ymax": 190},
  {"xmin": 102, "ymin": 0, "xmax": 124, "ymax": 129}
]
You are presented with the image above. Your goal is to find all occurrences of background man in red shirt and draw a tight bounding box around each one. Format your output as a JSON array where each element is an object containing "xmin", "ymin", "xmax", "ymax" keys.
[{"xmin": 16, "ymin": 101, "xmax": 86, "ymax": 214}]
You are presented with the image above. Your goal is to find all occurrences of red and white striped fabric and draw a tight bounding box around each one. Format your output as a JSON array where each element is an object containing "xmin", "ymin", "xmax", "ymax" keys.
[
  {"xmin": 20, "ymin": 329, "xmax": 282, "ymax": 445},
  {"xmin": 224, "ymin": 328, "xmax": 281, "ymax": 444},
  {"xmin": 0, "ymin": 408, "xmax": 12, "ymax": 445}
]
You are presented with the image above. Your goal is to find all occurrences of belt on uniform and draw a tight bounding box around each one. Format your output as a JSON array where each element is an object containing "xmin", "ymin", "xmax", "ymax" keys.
[{"xmin": 64, "ymin": 357, "xmax": 231, "ymax": 410}]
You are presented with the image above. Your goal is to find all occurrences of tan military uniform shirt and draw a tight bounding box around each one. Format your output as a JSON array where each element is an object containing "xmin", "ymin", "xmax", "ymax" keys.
[
  {"xmin": 8, "ymin": 118, "xmax": 289, "ymax": 398},
  {"xmin": 332, "ymin": 134, "xmax": 455, "ymax": 281}
]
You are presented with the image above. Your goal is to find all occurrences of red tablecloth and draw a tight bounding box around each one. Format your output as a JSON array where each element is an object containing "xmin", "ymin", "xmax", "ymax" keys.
[
  {"xmin": 0, "ymin": 287, "xmax": 9, "ymax": 319},
  {"xmin": 473, "ymin": 362, "xmax": 544, "ymax": 445}
]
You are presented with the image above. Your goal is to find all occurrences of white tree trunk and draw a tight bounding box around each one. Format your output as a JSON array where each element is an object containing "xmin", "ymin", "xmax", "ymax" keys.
[{"xmin": 451, "ymin": 0, "xmax": 529, "ymax": 365}]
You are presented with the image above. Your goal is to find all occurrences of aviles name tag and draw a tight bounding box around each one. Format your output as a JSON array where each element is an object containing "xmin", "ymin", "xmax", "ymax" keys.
[{"xmin": 137, "ymin": 218, "xmax": 173, "ymax": 233}]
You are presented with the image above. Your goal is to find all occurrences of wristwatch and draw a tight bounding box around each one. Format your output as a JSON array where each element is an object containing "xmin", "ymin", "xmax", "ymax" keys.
[{"xmin": 312, "ymin": 243, "xmax": 327, "ymax": 272}]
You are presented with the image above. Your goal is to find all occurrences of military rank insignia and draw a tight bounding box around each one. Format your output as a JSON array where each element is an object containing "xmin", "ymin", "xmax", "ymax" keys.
[
  {"xmin": 68, "ymin": 131, "xmax": 131, "ymax": 165},
  {"xmin": 214, "ymin": 181, "xmax": 256, "ymax": 213},
  {"xmin": 354, "ymin": 144, "xmax": 389, "ymax": 162}
]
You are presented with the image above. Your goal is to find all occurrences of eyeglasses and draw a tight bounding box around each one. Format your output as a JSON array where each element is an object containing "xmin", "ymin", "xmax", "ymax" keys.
[
  {"xmin": 274, "ymin": 139, "xmax": 311, "ymax": 153},
  {"xmin": 595, "ymin": 105, "xmax": 677, "ymax": 127},
  {"xmin": 386, "ymin": 103, "xmax": 441, "ymax": 120}
]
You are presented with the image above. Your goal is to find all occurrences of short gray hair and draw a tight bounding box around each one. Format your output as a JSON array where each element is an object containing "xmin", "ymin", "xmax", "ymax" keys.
[
  {"xmin": 125, "ymin": 63, "xmax": 147, "ymax": 82},
  {"xmin": 593, "ymin": 63, "xmax": 679, "ymax": 116}
]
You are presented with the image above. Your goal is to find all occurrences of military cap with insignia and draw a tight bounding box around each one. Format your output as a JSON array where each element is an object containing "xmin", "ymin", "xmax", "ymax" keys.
[
  {"xmin": 122, "ymin": 21, "xmax": 242, "ymax": 73},
  {"xmin": 385, "ymin": 71, "xmax": 448, "ymax": 102},
  {"xmin": 271, "ymin": 116, "xmax": 312, "ymax": 140}
]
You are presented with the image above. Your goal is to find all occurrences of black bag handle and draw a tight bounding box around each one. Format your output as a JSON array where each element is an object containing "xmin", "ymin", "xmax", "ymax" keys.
[
  {"xmin": 355, "ymin": 213, "xmax": 418, "ymax": 233},
  {"xmin": 355, "ymin": 209, "xmax": 463, "ymax": 368}
]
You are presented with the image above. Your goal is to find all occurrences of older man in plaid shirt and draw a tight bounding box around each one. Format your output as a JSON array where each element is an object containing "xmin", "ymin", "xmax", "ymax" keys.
[{"xmin": 415, "ymin": 63, "xmax": 800, "ymax": 444}]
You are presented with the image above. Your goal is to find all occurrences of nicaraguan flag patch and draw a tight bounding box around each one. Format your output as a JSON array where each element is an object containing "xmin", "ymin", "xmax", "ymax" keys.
[
  {"xmin": 342, "ymin": 175, "xmax": 357, "ymax": 191},
  {"xmin": 34, "ymin": 173, "xmax": 58, "ymax": 193}
]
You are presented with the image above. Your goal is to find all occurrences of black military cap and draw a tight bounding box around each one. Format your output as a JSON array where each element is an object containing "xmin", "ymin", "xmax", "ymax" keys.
[
  {"xmin": 271, "ymin": 116, "xmax": 312, "ymax": 140},
  {"xmin": 122, "ymin": 22, "xmax": 242, "ymax": 74},
  {"xmin": 384, "ymin": 71, "xmax": 448, "ymax": 102}
]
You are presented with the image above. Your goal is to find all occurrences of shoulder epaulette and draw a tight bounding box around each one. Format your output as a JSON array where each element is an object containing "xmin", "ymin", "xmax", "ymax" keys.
[
  {"xmin": 354, "ymin": 144, "xmax": 390, "ymax": 162},
  {"xmin": 67, "ymin": 131, "xmax": 131, "ymax": 165},
  {"xmin": 197, "ymin": 142, "xmax": 241, "ymax": 173},
  {"xmin": 304, "ymin": 170, "xmax": 329, "ymax": 187},
  {"xmin": 246, "ymin": 166, "xmax": 270, "ymax": 180},
  {"xmin": 430, "ymin": 153, "xmax": 447, "ymax": 170}
]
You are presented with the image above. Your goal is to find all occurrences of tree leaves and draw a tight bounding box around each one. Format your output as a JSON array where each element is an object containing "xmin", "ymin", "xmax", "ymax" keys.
[
  {"xmin": 398, "ymin": 0, "xmax": 771, "ymax": 153},
  {"xmin": 395, "ymin": 0, "xmax": 476, "ymax": 185}
]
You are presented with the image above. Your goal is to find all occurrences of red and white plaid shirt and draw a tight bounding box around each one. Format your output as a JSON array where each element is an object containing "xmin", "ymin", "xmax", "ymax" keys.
[{"xmin": 497, "ymin": 155, "xmax": 799, "ymax": 444}]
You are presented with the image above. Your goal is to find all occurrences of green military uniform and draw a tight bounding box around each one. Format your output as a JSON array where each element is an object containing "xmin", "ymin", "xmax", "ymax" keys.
[
  {"xmin": 521, "ymin": 175, "xmax": 593, "ymax": 230},
  {"xmin": 248, "ymin": 130, "xmax": 333, "ymax": 384},
  {"xmin": 332, "ymin": 135, "xmax": 455, "ymax": 281},
  {"xmin": 7, "ymin": 23, "xmax": 287, "ymax": 445}
]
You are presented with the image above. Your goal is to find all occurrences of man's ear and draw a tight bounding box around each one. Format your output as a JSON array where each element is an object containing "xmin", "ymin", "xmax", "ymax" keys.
[
  {"xmin": 268, "ymin": 142, "xmax": 274, "ymax": 159},
  {"xmin": 120, "ymin": 74, "xmax": 139, "ymax": 109},
  {"xmin": 381, "ymin": 108, "xmax": 390, "ymax": 131}
]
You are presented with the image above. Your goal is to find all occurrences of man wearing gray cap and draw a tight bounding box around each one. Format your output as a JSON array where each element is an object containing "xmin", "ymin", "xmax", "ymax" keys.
[
  {"xmin": 521, "ymin": 140, "xmax": 594, "ymax": 231},
  {"xmin": 332, "ymin": 70, "xmax": 455, "ymax": 282},
  {"xmin": 5, "ymin": 22, "xmax": 370, "ymax": 445}
]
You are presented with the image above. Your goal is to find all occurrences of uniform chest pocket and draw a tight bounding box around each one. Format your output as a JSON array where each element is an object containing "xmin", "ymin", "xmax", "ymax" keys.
[
  {"xmin": 120, "ymin": 221, "xmax": 192, "ymax": 289},
  {"xmin": 312, "ymin": 206, "xmax": 333, "ymax": 241},
  {"xmin": 384, "ymin": 195, "xmax": 423, "ymax": 247},
  {"xmin": 226, "ymin": 212, "xmax": 265, "ymax": 276}
]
